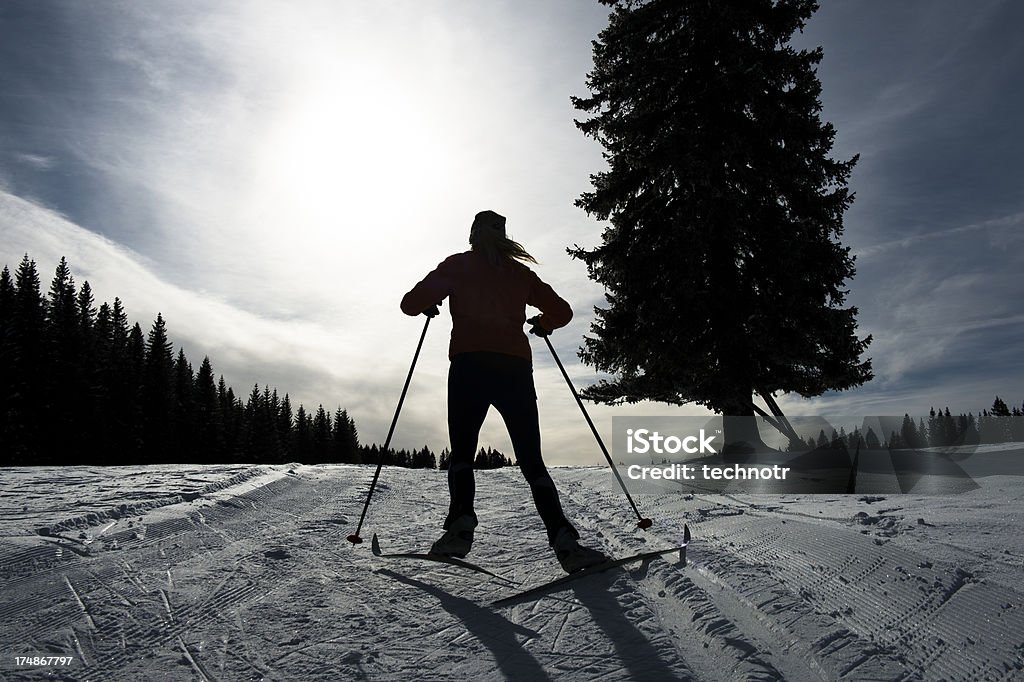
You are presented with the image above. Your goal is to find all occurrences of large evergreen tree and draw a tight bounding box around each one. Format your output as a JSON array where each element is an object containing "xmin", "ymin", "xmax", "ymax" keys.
[{"xmin": 570, "ymin": 0, "xmax": 872, "ymax": 450}]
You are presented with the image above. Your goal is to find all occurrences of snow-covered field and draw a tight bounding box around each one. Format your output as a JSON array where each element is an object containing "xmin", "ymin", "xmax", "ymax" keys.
[{"xmin": 1, "ymin": 457, "xmax": 1023, "ymax": 681}]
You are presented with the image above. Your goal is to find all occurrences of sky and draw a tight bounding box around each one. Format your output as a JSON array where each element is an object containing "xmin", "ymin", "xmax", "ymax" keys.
[{"xmin": 1, "ymin": 1, "xmax": 1022, "ymax": 465}]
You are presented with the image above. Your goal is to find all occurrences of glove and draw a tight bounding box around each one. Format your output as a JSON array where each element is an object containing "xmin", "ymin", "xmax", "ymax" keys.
[
  {"xmin": 423, "ymin": 302, "xmax": 442, "ymax": 318},
  {"xmin": 526, "ymin": 315, "xmax": 551, "ymax": 337}
]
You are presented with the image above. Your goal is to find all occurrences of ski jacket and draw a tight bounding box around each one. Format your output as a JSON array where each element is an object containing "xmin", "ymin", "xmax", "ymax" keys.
[{"xmin": 401, "ymin": 250, "xmax": 572, "ymax": 361}]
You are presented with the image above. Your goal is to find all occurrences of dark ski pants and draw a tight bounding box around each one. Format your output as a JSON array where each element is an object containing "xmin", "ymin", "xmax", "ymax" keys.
[{"xmin": 444, "ymin": 351, "xmax": 575, "ymax": 545}]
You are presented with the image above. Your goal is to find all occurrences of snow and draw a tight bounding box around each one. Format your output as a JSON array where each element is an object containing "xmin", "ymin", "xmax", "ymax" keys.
[{"xmin": 1, "ymin": 458, "xmax": 1023, "ymax": 680}]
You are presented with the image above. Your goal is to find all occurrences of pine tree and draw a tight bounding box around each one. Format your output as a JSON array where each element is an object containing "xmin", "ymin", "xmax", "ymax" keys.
[
  {"xmin": 311, "ymin": 405, "xmax": 332, "ymax": 463},
  {"xmin": 960, "ymin": 413, "xmax": 980, "ymax": 446},
  {"xmin": 115, "ymin": 322, "xmax": 147, "ymax": 462},
  {"xmin": 900, "ymin": 414, "xmax": 920, "ymax": 449},
  {"xmin": 98, "ymin": 298, "xmax": 132, "ymax": 457},
  {"xmin": 570, "ymin": 0, "xmax": 871, "ymax": 452},
  {"xmin": 74, "ymin": 282, "xmax": 100, "ymax": 449},
  {"xmin": 261, "ymin": 386, "xmax": 283, "ymax": 461},
  {"xmin": 292, "ymin": 405, "xmax": 313, "ymax": 462},
  {"xmin": 848, "ymin": 427, "xmax": 863, "ymax": 452},
  {"xmin": 927, "ymin": 407, "xmax": 941, "ymax": 447},
  {"xmin": 988, "ymin": 396, "xmax": 1012, "ymax": 442},
  {"xmin": 77, "ymin": 282, "xmax": 96, "ymax": 333},
  {"xmin": 942, "ymin": 407, "xmax": 957, "ymax": 447},
  {"xmin": 411, "ymin": 446, "xmax": 435, "ymax": 469},
  {"xmin": 173, "ymin": 349, "xmax": 197, "ymax": 459},
  {"xmin": 7, "ymin": 257, "xmax": 47, "ymax": 463},
  {"xmin": 142, "ymin": 314, "xmax": 175, "ymax": 462},
  {"xmin": 1011, "ymin": 403, "xmax": 1024, "ymax": 443},
  {"xmin": 44, "ymin": 258, "xmax": 87, "ymax": 462},
  {"xmin": 332, "ymin": 408, "xmax": 360, "ymax": 463},
  {"xmin": 0, "ymin": 265, "xmax": 13, "ymax": 332},
  {"xmin": 90, "ymin": 300, "xmax": 112, "ymax": 455},
  {"xmin": 331, "ymin": 407, "xmax": 357, "ymax": 463},
  {"xmin": 266, "ymin": 387, "xmax": 283, "ymax": 458},
  {"xmin": 244, "ymin": 385, "xmax": 281, "ymax": 463},
  {"xmin": 194, "ymin": 357, "xmax": 224, "ymax": 461},
  {"xmin": 0, "ymin": 266, "xmax": 15, "ymax": 462},
  {"xmin": 278, "ymin": 394, "xmax": 294, "ymax": 460},
  {"xmin": 219, "ymin": 377, "xmax": 242, "ymax": 461}
]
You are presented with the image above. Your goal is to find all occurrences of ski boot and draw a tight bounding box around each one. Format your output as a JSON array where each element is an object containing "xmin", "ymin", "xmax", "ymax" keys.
[
  {"xmin": 553, "ymin": 526, "xmax": 608, "ymax": 573},
  {"xmin": 429, "ymin": 514, "xmax": 476, "ymax": 558}
]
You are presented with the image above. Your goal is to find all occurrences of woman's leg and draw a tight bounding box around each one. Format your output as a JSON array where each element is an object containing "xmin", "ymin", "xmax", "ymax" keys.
[
  {"xmin": 490, "ymin": 357, "xmax": 576, "ymax": 544},
  {"xmin": 445, "ymin": 354, "xmax": 490, "ymax": 528}
]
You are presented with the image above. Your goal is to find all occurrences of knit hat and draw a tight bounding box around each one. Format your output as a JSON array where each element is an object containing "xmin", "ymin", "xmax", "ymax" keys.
[{"xmin": 473, "ymin": 210, "xmax": 506, "ymax": 236}]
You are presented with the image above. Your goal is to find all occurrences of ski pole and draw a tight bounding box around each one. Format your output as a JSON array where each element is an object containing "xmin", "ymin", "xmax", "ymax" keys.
[
  {"xmin": 540, "ymin": 334, "xmax": 652, "ymax": 530},
  {"xmin": 347, "ymin": 314, "xmax": 432, "ymax": 544}
]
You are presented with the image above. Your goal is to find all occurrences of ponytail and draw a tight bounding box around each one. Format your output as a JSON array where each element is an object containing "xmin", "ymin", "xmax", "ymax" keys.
[{"xmin": 469, "ymin": 210, "xmax": 537, "ymax": 266}]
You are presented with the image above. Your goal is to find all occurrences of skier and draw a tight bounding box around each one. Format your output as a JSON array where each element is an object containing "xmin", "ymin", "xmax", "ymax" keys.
[{"xmin": 401, "ymin": 210, "xmax": 607, "ymax": 573}]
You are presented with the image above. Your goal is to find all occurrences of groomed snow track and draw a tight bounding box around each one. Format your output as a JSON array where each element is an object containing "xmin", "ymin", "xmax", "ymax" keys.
[{"xmin": 0, "ymin": 465, "xmax": 1020, "ymax": 681}]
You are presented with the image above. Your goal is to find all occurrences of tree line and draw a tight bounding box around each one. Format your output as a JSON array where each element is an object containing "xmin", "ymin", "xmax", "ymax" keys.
[
  {"xmin": 362, "ymin": 445, "xmax": 516, "ymax": 471},
  {"xmin": 439, "ymin": 446, "xmax": 515, "ymax": 470},
  {"xmin": 788, "ymin": 398, "xmax": 1024, "ymax": 452},
  {"xmin": 0, "ymin": 256, "xmax": 362, "ymax": 465},
  {"xmin": 0, "ymin": 255, "xmax": 520, "ymax": 469}
]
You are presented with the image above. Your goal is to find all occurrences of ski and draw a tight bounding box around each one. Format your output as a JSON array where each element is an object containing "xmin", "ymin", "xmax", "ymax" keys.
[
  {"xmin": 370, "ymin": 534, "xmax": 519, "ymax": 585},
  {"xmin": 493, "ymin": 524, "xmax": 690, "ymax": 606}
]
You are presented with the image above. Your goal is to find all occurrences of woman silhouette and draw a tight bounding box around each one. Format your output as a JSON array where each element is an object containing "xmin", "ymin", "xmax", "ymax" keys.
[{"xmin": 401, "ymin": 210, "xmax": 606, "ymax": 573}]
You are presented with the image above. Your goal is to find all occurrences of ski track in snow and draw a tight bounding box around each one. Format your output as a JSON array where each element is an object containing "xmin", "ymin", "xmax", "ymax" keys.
[{"xmin": 0, "ymin": 464, "xmax": 1022, "ymax": 680}]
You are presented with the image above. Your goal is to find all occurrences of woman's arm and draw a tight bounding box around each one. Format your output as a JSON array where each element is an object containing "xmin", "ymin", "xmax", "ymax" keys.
[
  {"xmin": 527, "ymin": 273, "xmax": 573, "ymax": 331},
  {"xmin": 401, "ymin": 257, "xmax": 455, "ymax": 316}
]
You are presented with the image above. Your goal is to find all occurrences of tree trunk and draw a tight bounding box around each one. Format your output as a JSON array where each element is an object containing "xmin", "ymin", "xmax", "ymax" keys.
[{"xmin": 721, "ymin": 391, "xmax": 770, "ymax": 461}]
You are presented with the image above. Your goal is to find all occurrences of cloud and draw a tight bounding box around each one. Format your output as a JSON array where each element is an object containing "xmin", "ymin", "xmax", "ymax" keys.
[
  {"xmin": 853, "ymin": 211, "xmax": 1024, "ymax": 259},
  {"xmin": 12, "ymin": 153, "xmax": 56, "ymax": 171}
]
